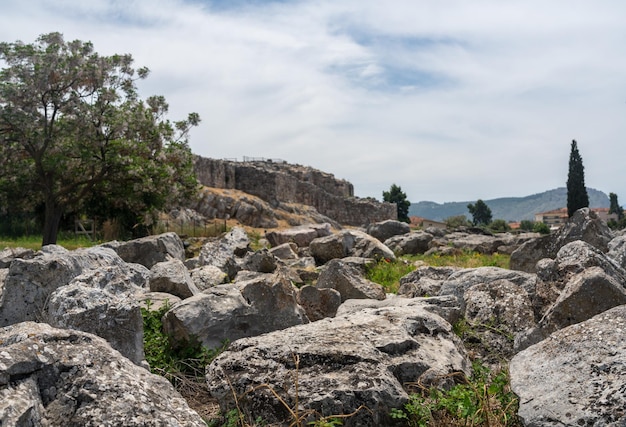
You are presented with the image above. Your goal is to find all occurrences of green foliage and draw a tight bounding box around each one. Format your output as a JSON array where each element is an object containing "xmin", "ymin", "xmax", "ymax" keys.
[
  {"xmin": 566, "ymin": 140, "xmax": 589, "ymax": 218},
  {"xmin": 383, "ymin": 184, "xmax": 411, "ymax": 223},
  {"xmin": 518, "ymin": 220, "xmax": 534, "ymax": 231},
  {"xmin": 488, "ymin": 219, "xmax": 510, "ymax": 233},
  {"xmin": 390, "ymin": 362, "xmax": 520, "ymax": 426},
  {"xmin": 444, "ymin": 215, "xmax": 471, "ymax": 229},
  {"xmin": 532, "ymin": 222, "xmax": 550, "ymax": 234},
  {"xmin": 467, "ymin": 200, "xmax": 493, "ymax": 226},
  {"xmin": 365, "ymin": 258, "xmax": 416, "ymax": 293},
  {"xmin": 142, "ymin": 300, "xmax": 227, "ymax": 383},
  {"xmin": 410, "ymin": 251, "xmax": 510, "ymax": 269},
  {"xmin": 0, "ymin": 33, "xmax": 200, "ymax": 245}
]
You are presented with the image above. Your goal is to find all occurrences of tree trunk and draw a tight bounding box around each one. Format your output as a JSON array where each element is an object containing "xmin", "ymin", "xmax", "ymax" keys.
[{"xmin": 42, "ymin": 200, "xmax": 63, "ymax": 246}]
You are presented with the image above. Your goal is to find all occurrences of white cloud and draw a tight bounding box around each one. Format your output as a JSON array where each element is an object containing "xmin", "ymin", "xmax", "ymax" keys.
[{"xmin": 1, "ymin": 0, "xmax": 625, "ymax": 207}]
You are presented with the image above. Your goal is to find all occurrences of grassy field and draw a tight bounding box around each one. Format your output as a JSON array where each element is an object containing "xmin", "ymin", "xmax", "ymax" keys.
[{"xmin": 0, "ymin": 234, "xmax": 97, "ymax": 251}]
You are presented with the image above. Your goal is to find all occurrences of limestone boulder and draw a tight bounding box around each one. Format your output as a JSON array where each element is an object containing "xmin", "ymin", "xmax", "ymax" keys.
[
  {"xmin": 366, "ymin": 219, "xmax": 410, "ymax": 242},
  {"xmin": 309, "ymin": 233, "xmax": 350, "ymax": 264},
  {"xmin": 266, "ymin": 223, "xmax": 332, "ymax": 248},
  {"xmin": 189, "ymin": 265, "xmax": 228, "ymax": 291},
  {"xmin": 463, "ymin": 280, "xmax": 536, "ymax": 361},
  {"xmin": 149, "ymin": 259, "xmax": 199, "ymax": 299},
  {"xmin": 384, "ymin": 231, "xmax": 433, "ymax": 256},
  {"xmin": 515, "ymin": 267, "xmax": 626, "ymax": 352},
  {"xmin": 316, "ymin": 259, "xmax": 385, "ymax": 302},
  {"xmin": 511, "ymin": 208, "xmax": 614, "ymax": 273},
  {"xmin": 347, "ymin": 229, "xmax": 396, "ymax": 261},
  {"xmin": 198, "ymin": 226, "xmax": 250, "ymax": 279},
  {"xmin": 397, "ymin": 266, "xmax": 460, "ymax": 298},
  {"xmin": 45, "ymin": 265, "xmax": 147, "ymax": 365},
  {"xmin": 607, "ymin": 234, "xmax": 626, "ymax": 269},
  {"xmin": 0, "ymin": 246, "xmax": 35, "ymax": 268},
  {"xmin": 0, "ymin": 322, "xmax": 205, "ymax": 426},
  {"xmin": 296, "ymin": 285, "xmax": 342, "ymax": 321},
  {"xmin": 510, "ymin": 305, "xmax": 626, "ymax": 427},
  {"xmin": 0, "ymin": 245, "xmax": 141, "ymax": 327},
  {"xmin": 138, "ymin": 292, "xmax": 182, "ymax": 312},
  {"xmin": 241, "ymin": 248, "xmax": 278, "ymax": 273},
  {"xmin": 103, "ymin": 232, "xmax": 185, "ymax": 269},
  {"xmin": 269, "ymin": 242, "xmax": 299, "ymax": 260},
  {"xmin": 438, "ymin": 267, "xmax": 538, "ymax": 314},
  {"xmin": 162, "ymin": 274, "xmax": 308, "ymax": 350},
  {"xmin": 206, "ymin": 302, "xmax": 470, "ymax": 426}
]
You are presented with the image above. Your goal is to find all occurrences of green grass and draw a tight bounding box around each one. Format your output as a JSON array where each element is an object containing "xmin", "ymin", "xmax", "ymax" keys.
[
  {"xmin": 365, "ymin": 251, "xmax": 510, "ymax": 293},
  {"xmin": 0, "ymin": 233, "xmax": 98, "ymax": 251}
]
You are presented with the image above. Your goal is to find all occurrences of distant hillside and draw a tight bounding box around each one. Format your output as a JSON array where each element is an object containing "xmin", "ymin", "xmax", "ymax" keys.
[{"xmin": 409, "ymin": 188, "xmax": 609, "ymax": 222}]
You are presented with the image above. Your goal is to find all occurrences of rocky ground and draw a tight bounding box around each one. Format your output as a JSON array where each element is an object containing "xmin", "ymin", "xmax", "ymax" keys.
[{"xmin": 1, "ymin": 207, "xmax": 625, "ymax": 426}]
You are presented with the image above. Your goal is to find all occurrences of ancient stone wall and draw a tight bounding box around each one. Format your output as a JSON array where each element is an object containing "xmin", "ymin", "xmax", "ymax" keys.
[{"xmin": 193, "ymin": 156, "xmax": 396, "ymax": 226}]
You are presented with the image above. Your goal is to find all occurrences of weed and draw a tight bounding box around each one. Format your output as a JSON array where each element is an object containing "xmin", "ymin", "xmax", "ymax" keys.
[
  {"xmin": 142, "ymin": 299, "xmax": 228, "ymax": 384},
  {"xmin": 407, "ymin": 251, "xmax": 510, "ymax": 269},
  {"xmin": 390, "ymin": 361, "xmax": 521, "ymax": 426}
]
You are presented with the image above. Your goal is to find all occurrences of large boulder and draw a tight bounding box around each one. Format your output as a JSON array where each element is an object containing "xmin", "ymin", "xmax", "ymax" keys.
[
  {"xmin": 296, "ymin": 285, "xmax": 342, "ymax": 321},
  {"xmin": 266, "ymin": 223, "xmax": 332, "ymax": 248},
  {"xmin": 397, "ymin": 266, "xmax": 460, "ymax": 298},
  {"xmin": 0, "ymin": 322, "xmax": 206, "ymax": 426},
  {"xmin": 189, "ymin": 265, "xmax": 228, "ymax": 291},
  {"xmin": 510, "ymin": 305, "xmax": 626, "ymax": 427},
  {"xmin": 515, "ymin": 266, "xmax": 626, "ymax": 352},
  {"xmin": 607, "ymin": 234, "xmax": 626, "ymax": 270},
  {"xmin": 149, "ymin": 259, "xmax": 199, "ymax": 299},
  {"xmin": 206, "ymin": 302, "xmax": 470, "ymax": 426},
  {"xmin": 384, "ymin": 231, "xmax": 433, "ymax": 256},
  {"xmin": 103, "ymin": 232, "xmax": 185, "ymax": 269},
  {"xmin": 511, "ymin": 208, "xmax": 614, "ymax": 273},
  {"xmin": 309, "ymin": 230, "xmax": 396, "ymax": 265},
  {"xmin": 45, "ymin": 265, "xmax": 147, "ymax": 365},
  {"xmin": 198, "ymin": 227, "xmax": 250, "ymax": 279},
  {"xmin": 0, "ymin": 246, "xmax": 35, "ymax": 268},
  {"xmin": 162, "ymin": 274, "xmax": 308, "ymax": 350},
  {"xmin": 366, "ymin": 219, "xmax": 410, "ymax": 242},
  {"xmin": 316, "ymin": 259, "xmax": 386, "ymax": 302},
  {"xmin": 0, "ymin": 245, "xmax": 141, "ymax": 327}
]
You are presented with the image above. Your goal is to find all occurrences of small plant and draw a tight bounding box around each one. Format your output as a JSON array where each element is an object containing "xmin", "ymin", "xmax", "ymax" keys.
[
  {"xmin": 365, "ymin": 258, "xmax": 416, "ymax": 293},
  {"xmin": 390, "ymin": 361, "xmax": 520, "ymax": 426},
  {"xmin": 408, "ymin": 251, "xmax": 510, "ymax": 269},
  {"xmin": 142, "ymin": 300, "xmax": 228, "ymax": 383}
]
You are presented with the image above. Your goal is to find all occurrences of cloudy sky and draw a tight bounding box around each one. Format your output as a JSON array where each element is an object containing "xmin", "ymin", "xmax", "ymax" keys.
[{"xmin": 2, "ymin": 0, "xmax": 625, "ymax": 204}]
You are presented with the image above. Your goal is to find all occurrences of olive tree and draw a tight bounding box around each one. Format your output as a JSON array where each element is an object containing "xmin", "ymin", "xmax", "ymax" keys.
[{"xmin": 0, "ymin": 33, "xmax": 199, "ymax": 245}]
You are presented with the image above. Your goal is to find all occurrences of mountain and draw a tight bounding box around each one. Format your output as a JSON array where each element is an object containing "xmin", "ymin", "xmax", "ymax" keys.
[{"xmin": 409, "ymin": 188, "xmax": 610, "ymax": 222}]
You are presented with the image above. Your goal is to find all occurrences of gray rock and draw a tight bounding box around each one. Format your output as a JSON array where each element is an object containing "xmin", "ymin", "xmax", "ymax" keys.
[
  {"xmin": 103, "ymin": 232, "xmax": 185, "ymax": 269},
  {"xmin": 189, "ymin": 265, "xmax": 228, "ymax": 290},
  {"xmin": 149, "ymin": 259, "xmax": 199, "ymax": 299},
  {"xmin": 347, "ymin": 229, "xmax": 396, "ymax": 261},
  {"xmin": 269, "ymin": 242, "xmax": 299, "ymax": 260},
  {"xmin": 607, "ymin": 234, "xmax": 626, "ymax": 270},
  {"xmin": 511, "ymin": 208, "xmax": 614, "ymax": 273},
  {"xmin": 0, "ymin": 246, "xmax": 35, "ymax": 268},
  {"xmin": 438, "ymin": 266, "xmax": 538, "ymax": 313},
  {"xmin": 296, "ymin": 285, "xmax": 342, "ymax": 321},
  {"xmin": 397, "ymin": 266, "xmax": 460, "ymax": 298},
  {"xmin": 162, "ymin": 275, "xmax": 308, "ymax": 350},
  {"xmin": 0, "ymin": 322, "xmax": 205, "ymax": 426},
  {"xmin": 206, "ymin": 303, "xmax": 470, "ymax": 426},
  {"xmin": 241, "ymin": 248, "xmax": 278, "ymax": 273},
  {"xmin": 384, "ymin": 231, "xmax": 433, "ymax": 256},
  {"xmin": 317, "ymin": 259, "xmax": 385, "ymax": 302},
  {"xmin": 366, "ymin": 219, "xmax": 410, "ymax": 242},
  {"xmin": 309, "ymin": 233, "xmax": 350, "ymax": 264},
  {"xmin": 0, "ymin": 246, "xmax": 137, "ymax": 327},
  {"xmin": 266, "ymin": 223, "xmax": 332, "ymax": 248},
  {"xmin": 198, "ymin": 226, "xmax": 250, "ymax": 279},
  {"xmin": 516, "ymin": 267, "xmax": 626, "ymax": 352},
  {"xmin": 138, "ymin": 292, "xmax": 182, "ymax": 312},
  {"xmin": 463, "ymin": 279, "xmax": 536, "ymax": 360},
  {"xmin": 510, "ymin": 305, "xmax": 626, "ymax": 427},
  {"xmin": 45, "ymin": 265, "xmax": 146, "ymax": 365}
]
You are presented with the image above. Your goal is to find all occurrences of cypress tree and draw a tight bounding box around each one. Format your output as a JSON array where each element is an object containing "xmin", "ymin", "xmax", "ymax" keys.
[{"xmin": 566, "ymin": 140, "xmax": 589, "ymax": 217}]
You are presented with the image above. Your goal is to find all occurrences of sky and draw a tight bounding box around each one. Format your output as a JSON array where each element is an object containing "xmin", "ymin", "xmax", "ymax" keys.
[{"xmin": 1, "ymin": 0, "xmax": 625, "ymax": 204}]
